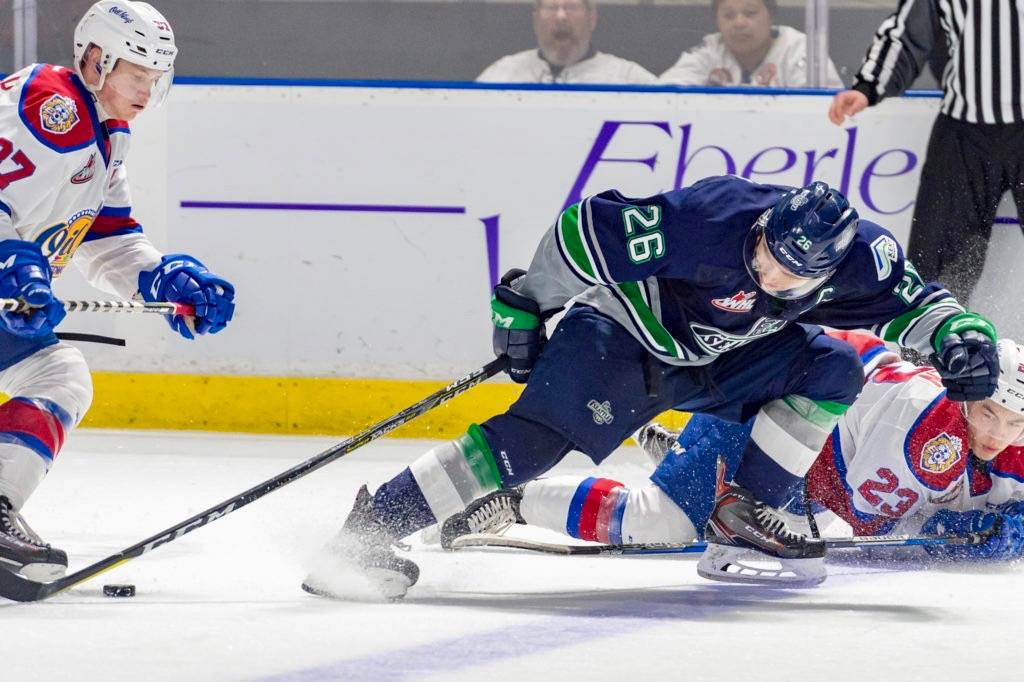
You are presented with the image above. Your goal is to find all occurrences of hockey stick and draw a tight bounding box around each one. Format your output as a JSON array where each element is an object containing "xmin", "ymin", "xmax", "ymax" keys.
[
  {"xmin": 0, "ymin": 298, "xmax": 195, "ymax": 317},
  {"xmin": 0, "ymin": 356, "xmax": 508, "ymax": 602},
  {"xmin": 449, "ymin": 527, "xmax": 998, "ymax": 556}
]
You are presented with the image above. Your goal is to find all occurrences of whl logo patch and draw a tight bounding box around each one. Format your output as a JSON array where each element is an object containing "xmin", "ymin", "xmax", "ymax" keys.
[
  {"xmin": 70, "ymin": 153, "xmax": 96, "ymax": 184},
  {"xmin": 711, "ymin": 290, "xmax": 756, "ymax": 313},
  {"xmin": 587, "ymin": 399, "xmax": 614, "ymax": 425}
]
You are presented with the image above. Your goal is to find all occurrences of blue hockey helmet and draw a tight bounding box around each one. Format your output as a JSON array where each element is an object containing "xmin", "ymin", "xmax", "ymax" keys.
[{"xmin": 744, "ymin": 181, "xmax": 859, "ymax": 299}]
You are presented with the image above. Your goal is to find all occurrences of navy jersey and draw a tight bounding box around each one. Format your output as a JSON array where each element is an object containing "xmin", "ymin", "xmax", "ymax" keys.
[{"xmin": 520, "ymin": 175, "xmax": 963, "ymax": 365}]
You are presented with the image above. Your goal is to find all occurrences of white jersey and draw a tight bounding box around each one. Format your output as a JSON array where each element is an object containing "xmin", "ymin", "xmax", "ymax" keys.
[
  {"xmin": 806, "ymin": 332, "xmax": 1024, "ymax": 535},
  {"xmin": 659, "ymin": 25, "xmax": 843, "ymax": 88},
  {"xmin": 477, "ymin": 49, "xmax": 657, "ymax": 85},
  {"xmin": 0, "ymin": 64, "xmax": 162, "ymax": 303}
]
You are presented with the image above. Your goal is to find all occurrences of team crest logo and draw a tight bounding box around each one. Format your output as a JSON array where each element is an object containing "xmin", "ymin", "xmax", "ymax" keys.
[
  {"xmin": 920, "ymin": 432, "xmax": 963, "ymax": 474},
  {"xmin": 690, "ymin": 317, "xmax": 787, "ymax": 355},
  {"xmin": 70, "ymin": 153, "xmax": 96, "ymax": 185},
  {"xmin": 587, "ymin": 399, "xmax": 614, "ymax": 425},
  {"xmin": 789, "ymin": 191, "xmax": 809, "ymax": 209},
  {"xmin": 39, "ymin": 94, "xmax": 79, "ymax": 135},
  {"xmin": 35, "ymin": 210, "xmax": 95, "ymax": 277},
  {"xmin": 711, "ymin": 290, "xmax": 756, "ymax": 313}
]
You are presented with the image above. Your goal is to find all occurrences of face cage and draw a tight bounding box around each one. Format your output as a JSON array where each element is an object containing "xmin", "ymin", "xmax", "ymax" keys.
[
  {"xmin": 962, "ymin": 402, "xmax": 1024, "ymax": 448},
  {"xmin": 742, "ymin": 224, "xmax": 832, "ymax": 301}
]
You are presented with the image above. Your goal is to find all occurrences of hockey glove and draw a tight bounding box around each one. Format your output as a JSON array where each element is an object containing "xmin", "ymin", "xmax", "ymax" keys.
[
  {"xmin": 491, "ymin": 268, "xmax": 545, "ymax": 384},
  {"xmin": 0, "ymin": 240, "xmax": 65, "ymax": 338},
  {"xmin": 929, "ymin": 312, "xmax": 998, "ymax": 402},
  {"xmin": 139, "ymin": 254, "xmax": 235, "ymax": 340},
  {"xmin": 921, "ymin": 510, "xmax": 1024, "ymax": 561}
]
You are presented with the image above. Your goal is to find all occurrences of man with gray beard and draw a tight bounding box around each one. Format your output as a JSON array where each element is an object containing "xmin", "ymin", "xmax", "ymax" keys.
[{"xmin": 477, "ymin": 0, "xmax": 656, "ymax": 85}]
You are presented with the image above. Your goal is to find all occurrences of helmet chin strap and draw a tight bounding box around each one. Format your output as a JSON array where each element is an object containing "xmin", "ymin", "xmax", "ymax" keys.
[{"xmin": 76, "ymin": 58, "xmax": 113, "ymax": 120}]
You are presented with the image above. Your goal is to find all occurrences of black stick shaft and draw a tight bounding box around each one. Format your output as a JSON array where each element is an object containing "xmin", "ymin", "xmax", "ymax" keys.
[{"xmin": 0, "ymin": 357, "xmax": 507, "ymax": 602}]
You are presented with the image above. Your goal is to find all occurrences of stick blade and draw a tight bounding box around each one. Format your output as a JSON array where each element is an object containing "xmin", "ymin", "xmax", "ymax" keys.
[{"xmin": 0, "ymin": 567, "xmax": 56, "ymax": 602}]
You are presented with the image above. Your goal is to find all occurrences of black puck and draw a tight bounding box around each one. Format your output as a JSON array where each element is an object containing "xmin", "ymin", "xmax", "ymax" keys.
[{"xmin": 103, "ymin": 584, "xmax": 136, "ymax": 598}]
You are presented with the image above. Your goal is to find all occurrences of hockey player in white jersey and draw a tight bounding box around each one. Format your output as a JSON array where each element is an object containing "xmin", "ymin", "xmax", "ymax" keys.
[
  {"xmin": 440, "ymin": 331, "xmax": 1024, "ymax": 576},
  {"xmin": 0, "ymin": 1, "xmax": 235, "ymax": 579}
]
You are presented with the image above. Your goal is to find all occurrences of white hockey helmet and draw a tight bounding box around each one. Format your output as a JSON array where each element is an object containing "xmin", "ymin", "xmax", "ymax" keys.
[
  {"xmin": 993, "ymin": 338, "xmax": 1024, "ymax": 416},
  {"xmin": 73, "ymin": 1, "xmax": 178, "ymax": 107}
]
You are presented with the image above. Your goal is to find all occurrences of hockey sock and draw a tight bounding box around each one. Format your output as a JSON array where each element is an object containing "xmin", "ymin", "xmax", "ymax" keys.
[
  {"xmin": 523, "ymin": 476, "xmax": 627, "ymax": 543},
  {"xmin": 373, "ymin": 424, "xmax": 503, "ymax": 539},
  {"xmin": 0, "ymin": 397, "xmax": 73, "ymax": 509},
  {"xmin": 735, "ymin": 395, "xmax": 847, "ymax": 508},
  {"xmin": 521, "ymin": 476, "xmax": 701, "ymax": 544}
]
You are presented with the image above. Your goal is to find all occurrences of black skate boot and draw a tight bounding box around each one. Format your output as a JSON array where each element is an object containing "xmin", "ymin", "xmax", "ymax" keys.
[
  {"xmin": 0, "ymin": 497, "xmax": 68, "ymax": 581},
  {"xmin": 301, "ymin": 485, "xmax": 419, "ymax": 601},
  {"xmin": 698, "ymin": 460, "xmax": 826, "ymax": 586},
  {"xmin": 634, "ymin": 422, "xmax": 680, "ymax": 466},
  {"xmin": 439, "ymin": 487, "xmax": 525, "ymax": 550}
]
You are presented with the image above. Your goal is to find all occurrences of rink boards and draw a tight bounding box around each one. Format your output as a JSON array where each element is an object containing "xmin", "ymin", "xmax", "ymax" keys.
[{"xmin": 39, "ymin": 81, "xmax": 1024, "ymax": 434}]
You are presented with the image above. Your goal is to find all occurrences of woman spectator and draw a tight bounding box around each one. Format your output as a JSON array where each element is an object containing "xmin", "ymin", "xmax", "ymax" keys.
[{"xmin": 661, "ymin": 0, "xmax": 842, "ymax": 88}]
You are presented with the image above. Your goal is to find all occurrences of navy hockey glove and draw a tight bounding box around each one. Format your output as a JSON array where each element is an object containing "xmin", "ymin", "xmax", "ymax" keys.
[
  {"xmin": 0, "ymin": 240, "xmax": 65, "ymax": 338},
  {"xmin": 929, "ymin": 312, "xmax": 998, "ymax": 402},
  {"xmin": 921, "ymin": 510, "xmax": 1024, "ymax": 561},
  {"xmin": 491, "ymin": 268, "xmax": 545, "ymax": 384},
  {"xmin": 139, "ymin": 254, "xmax": 235, "ymax": 340}
]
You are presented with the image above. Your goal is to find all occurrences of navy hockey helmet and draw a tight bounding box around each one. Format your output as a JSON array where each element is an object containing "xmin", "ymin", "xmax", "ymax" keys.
[{"xmin": 744, "ymin": 181, "xmax": 859, "ymax": 299}]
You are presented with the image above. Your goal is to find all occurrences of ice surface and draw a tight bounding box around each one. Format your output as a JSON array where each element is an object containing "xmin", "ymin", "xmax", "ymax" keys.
[{"xmin": 7, "ymin": 429, "xmax": 1022, "ymax": 681}]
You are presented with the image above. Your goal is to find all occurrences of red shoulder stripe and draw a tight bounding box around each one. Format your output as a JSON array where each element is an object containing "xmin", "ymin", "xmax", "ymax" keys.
[
  {"xmin": 18, "ymin": 65, "xmax": 99, "ymax": 153},
  {"xmin": 993, "ymin": 446, "xmax": 1024, "ymax": 482},
  {"xmin": 904, "ymin": 396, "xmax": 970, "ymax": 491}
]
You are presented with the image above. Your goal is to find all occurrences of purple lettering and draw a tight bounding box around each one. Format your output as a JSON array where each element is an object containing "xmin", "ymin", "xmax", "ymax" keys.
[
  {"xmin": 802, "ymin": 147, "xmax": 838, "ymax": 186},
  {"xmin": 561, "ymin": 121, "xmax": 671, "ymax": 210},
  {"xmin": 858, "ymin": 149, "xmax": 917, "ymax": 214},
  {"xmin": 741, "ymin": 146, "xmax": 797, "ymax": 180},
  {"xmin": 674, "ymin": 123, "xmax": 736, "ymax": 189},
  {"xmin": 479, "ymin": 214, "xmax": 501, "ymax": 288},
  {"xmin": 839, "ymin": 126, "xmax": 857, "ymax": 197}
]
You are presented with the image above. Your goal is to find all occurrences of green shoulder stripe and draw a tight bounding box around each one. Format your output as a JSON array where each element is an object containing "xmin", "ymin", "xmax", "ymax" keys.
[
  {"xmin": 617, "ymin": 281, "xmax": 682, "ymax": 358},
  {"xmin": 557, "ymin": 203, "xmax": 599, "ymax": 283}
]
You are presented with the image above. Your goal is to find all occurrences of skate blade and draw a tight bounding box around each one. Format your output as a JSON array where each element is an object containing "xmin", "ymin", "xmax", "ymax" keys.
[
  {"xmin": 301, "ymin": 566, "xmax": 412, "ymax": 602},
  {"xmin": 697, "ymin": 543, "xmax": 826, "ymax": 587}
]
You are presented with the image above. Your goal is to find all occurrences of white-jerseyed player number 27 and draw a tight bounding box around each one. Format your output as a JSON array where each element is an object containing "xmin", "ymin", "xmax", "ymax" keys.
[{"xmin": 0, "ymin": 137, "xmax": 36, "ymax": 190}]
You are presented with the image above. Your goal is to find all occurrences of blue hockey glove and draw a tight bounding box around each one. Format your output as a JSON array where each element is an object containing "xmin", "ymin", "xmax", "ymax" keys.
[
  {"xmin": 138, "ymin": 254, "xmax": 235, "ymax": 340},
  {"xmin": 929, "ymin": 312, "xmax": 998, "ymax": 402},
  {"xmin": 921, "ymin": 509, "xmax": 1024, "ymax": 561},
  {"xmin": 491, "ymin": 269, "xmax": 545, "ymax": 384},
  {"xmin": 0, "ymin": 240, "xmax": 65, "ymax": 338}
]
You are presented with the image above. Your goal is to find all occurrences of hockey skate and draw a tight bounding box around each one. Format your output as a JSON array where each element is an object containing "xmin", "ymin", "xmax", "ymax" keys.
[
  {"xmin": 439, "ymin": 487, "xmax": 525, "ymax": 550},
  {"xmin": 634, "ymin": 422, "xmax": 679, "ymax": 466},
  {"xmin": 698, "ymin": 461, "xmax": 826, "ymax": 586},
  {"xmin": 0, "ymin": 497, "xmax": 67, "ymax": 581},
  {"xmin": 301, "ymin": 485, "xmax": 419, "ymax": 601}
]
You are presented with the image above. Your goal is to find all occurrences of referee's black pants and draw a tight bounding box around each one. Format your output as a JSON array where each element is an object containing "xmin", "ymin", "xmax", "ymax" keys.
[{"xmin": 909, "ymin": 113, "xmax": 1024, "ymax": 305}]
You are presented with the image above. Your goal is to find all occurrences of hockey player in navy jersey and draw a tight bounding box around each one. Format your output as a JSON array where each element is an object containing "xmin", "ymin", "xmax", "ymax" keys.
[
  {"xmin": 437, "ymin": 331, "xmax": 1024, "ymax": 577},
  {"xmin": 0, "ymin": 1, "xmax": 235, "ymax": 580},
  {"xmin": 304, "ymin": 175, "xmax": 998, "ymax": 598}
]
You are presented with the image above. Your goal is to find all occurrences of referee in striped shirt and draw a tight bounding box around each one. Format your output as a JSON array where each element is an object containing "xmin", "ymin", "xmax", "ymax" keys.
[{"xmin": 829, "ymin": 0, "xmax": 1024, "ymax": 305}]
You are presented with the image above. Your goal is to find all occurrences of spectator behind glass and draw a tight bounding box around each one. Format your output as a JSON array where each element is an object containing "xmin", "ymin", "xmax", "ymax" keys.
[
  {"xmin": 660, "ymin": 0, "xmax": 842, "ymax": 88},
  {"xmin": 477, "ymin": 0, "xmax": 657, "ymax": 85}
]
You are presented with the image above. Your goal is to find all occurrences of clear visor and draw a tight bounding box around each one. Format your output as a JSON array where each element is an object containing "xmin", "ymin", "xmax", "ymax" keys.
[
  {"xmin": 964, "ymin": 402, "xmax": 1024, "ymax": 452},
  {"xmin": 743, "ymin": 228, "xmax": 831, "ymax": 300},
  {"xmin": 102, "ymin": 64, "xmax": 174, "ymax": 109}
]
